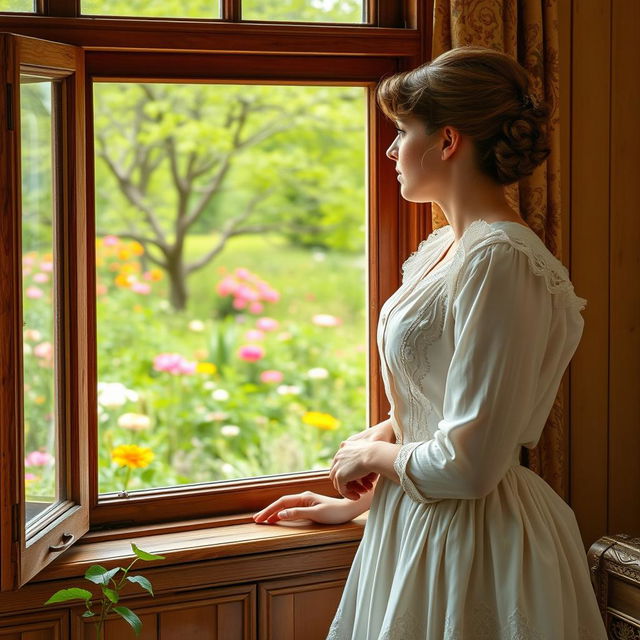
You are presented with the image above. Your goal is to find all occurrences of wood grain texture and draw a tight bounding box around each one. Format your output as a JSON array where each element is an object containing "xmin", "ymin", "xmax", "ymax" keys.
[
  {"xmin": 259, "ymin": 570, "xmax": 348, "ymax": 640},
  {"xmin": 0, "ymin": 17, "xmax": 419, "ymax": 57},
  {"xmin": 568, "ymin": 0, "xmax": 612, "ymax": 550},
  {"xmin": 608, "ymin": 0, "xmax": 640, "ymax": 536}
]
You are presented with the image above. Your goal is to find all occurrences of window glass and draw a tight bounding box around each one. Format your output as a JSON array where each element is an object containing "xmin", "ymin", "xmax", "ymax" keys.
[
  {"xmin": 93, "ymin": 82, "xmax": 367, "ymax": 494},
  {"xmin": 82, "ymin": 0, "xmax": 220, "ymax": 19},
  {"xmin": 242, "ymin": 0, "xmax": 364, "ymax": 23},
  {"xmin": 21, "ymin": 76, "xmax": 64, "ymax": 530},
  {"xmin": 0, "ymin": 0, "xmax": 34, "ymax": 12}
]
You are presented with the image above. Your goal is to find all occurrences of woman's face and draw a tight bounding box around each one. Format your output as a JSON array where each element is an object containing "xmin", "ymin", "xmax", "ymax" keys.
[{"xmin": 385, "ymin": 115, "xmax": 441, "ymax": 203}]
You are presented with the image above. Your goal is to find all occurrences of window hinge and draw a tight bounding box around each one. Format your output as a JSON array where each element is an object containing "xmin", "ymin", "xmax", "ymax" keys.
[
  {"xmin": 6, "ymin": 83, "xmax": 14, "ymax": 131},
  {"xmin": 12, "ymin": 503, "xmax": 20, "ymax": 543}
]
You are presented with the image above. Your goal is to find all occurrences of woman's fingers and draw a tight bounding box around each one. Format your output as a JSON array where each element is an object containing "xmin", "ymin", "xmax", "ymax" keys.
[{"xmin": 253, "ymin": 493, "xmax": 316, "ymax": 523}]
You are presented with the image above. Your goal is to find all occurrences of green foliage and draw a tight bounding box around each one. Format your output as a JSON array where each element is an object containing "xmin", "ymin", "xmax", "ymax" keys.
[
  {"xmin": 44, "ymin": 587, "xmax": 92, "ymax": 605},
  {"xmin": 44, "ymin": 543, "xmax": 164, "ymax": 639}
]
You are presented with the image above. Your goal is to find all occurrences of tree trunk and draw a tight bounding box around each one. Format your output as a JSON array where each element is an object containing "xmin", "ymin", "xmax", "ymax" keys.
[{"xmin": 167, "ymin": 254, "xmax": 188, "ymax": 311}]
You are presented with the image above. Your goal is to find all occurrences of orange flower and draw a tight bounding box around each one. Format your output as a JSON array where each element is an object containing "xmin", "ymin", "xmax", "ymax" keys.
[
  {"xmin": 117, "ymin": 248, "xmax": 131, "ymax": 261},
  {"xmin": 129, "ymin": 241, "xmax": 144, "ymax": 256},
  {"xmin": 111, "ymin": 444, "xmax": 154, "ymax": 469},
  {"xmin": 114, "ymin": 274, "xmax": 132, "ymax": 288},
  {"xmin": 302, "ymin": 411, "xmax": 340, "ymax": 431}
]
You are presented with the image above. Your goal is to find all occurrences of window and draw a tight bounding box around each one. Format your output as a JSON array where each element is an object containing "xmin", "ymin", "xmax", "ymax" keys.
[{"xmin": 0, "ymin": 0, "xmax": 430, "ymax": 590}]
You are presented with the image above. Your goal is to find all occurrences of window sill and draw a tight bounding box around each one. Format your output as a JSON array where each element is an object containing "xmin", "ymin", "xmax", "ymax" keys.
[{"xmin": 33, "ymin": 511, "xmax": 368, "ymax": 583}]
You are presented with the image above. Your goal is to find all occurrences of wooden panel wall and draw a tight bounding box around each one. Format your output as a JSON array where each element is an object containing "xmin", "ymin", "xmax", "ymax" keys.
[{"xmin": 566, "ymin": 0, "xmax": 640, "ymax": 549}]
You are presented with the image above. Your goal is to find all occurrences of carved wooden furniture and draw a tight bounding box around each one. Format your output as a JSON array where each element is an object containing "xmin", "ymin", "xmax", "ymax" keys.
[{"xmin": 588, "ymin": 533, "xmax": 640, "ymax": 639}]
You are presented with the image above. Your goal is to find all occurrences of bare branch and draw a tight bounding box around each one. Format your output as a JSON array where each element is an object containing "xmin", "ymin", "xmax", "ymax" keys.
[{"xmin": 185, "ymin": 191, "xmax": 268, "ymax": 275}]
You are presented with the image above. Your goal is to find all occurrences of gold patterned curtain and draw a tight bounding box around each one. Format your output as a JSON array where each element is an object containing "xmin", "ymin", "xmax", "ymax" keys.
[{"xmin": 431, "ymin": 0, "xmax": 567, "ymax": 498}]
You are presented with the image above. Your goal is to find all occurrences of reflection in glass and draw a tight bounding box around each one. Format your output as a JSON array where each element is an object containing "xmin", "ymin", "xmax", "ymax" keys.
[
  {"xmin": 82, "ymin": 0, "xmax": 220, "ymax": 19},
  {"xmin": 242, "ymin": 0, "xmax": 364, "ymax": 23},
  {"xmin": 21, "ymin": 77, "xmax": 61, "ymax": 530},
  {"xmin": 93, "ymin": 82, "xmax": 367, "ymax": 494}
]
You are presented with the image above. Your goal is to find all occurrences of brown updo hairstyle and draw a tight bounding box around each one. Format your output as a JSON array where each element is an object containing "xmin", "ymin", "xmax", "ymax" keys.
[{"xmin": 376, "ymin": 45, "xmax": 551, "ymax": 186}]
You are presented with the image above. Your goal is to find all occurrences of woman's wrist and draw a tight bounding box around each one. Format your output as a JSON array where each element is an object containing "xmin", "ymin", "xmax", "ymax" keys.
[{"xmin": 367, "ymin": 441, "xmax": 401, "ymax": 483}]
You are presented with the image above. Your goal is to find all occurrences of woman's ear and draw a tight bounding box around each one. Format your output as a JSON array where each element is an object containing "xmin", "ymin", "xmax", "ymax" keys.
[{"xmin": 441, "ymin": 126, "xmax": 463, "ymax": 159}]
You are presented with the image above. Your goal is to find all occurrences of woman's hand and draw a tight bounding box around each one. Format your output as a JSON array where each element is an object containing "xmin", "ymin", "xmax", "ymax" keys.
[
  {"xmin": 252, "ymin": 491, "xmax": 368, "ymax": 525},
  {"xmin": 330, "ymin": 440, "xmax": 379, "ymax": 500}
]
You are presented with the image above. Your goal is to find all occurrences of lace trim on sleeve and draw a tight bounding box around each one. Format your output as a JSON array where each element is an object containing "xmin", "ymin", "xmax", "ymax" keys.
[
  {"xmin": 447, "ymin": 221, "xmax": 587, "ymax": 314},
  {"xmin": 393, "ymin": 442, "xmax": 440, "ymax": 504}
]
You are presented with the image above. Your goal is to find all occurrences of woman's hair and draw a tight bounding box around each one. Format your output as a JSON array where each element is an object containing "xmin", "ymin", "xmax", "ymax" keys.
[{"xmin": 376, "ymin": 45, "xmax": 551, "ymax": 186}]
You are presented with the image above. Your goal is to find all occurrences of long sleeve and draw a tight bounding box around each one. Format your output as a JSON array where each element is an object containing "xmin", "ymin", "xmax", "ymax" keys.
[{"xmin": 393, "ymin": 242, "xmax": 554, "ymax": 502}]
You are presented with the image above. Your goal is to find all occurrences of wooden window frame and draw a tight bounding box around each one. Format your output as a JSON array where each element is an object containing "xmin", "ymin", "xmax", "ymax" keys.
[{"xmin": 0, "ymin": 0, "xmax": 434, "ymax": 585}]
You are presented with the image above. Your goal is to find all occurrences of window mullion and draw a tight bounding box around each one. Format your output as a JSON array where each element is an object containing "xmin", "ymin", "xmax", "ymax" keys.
[
  {"xmin": 221, "ymin": 0, "xmax": 241, "ymax": 22},
  {"xmin": 38, "ymin": 0, "xmax": 80, "ymax": 17}
]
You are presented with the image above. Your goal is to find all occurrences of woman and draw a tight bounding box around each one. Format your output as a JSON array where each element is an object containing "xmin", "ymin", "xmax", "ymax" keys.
[{"xmin": 253, "ymin": 46, "xmax": 607, "ymax": 639}]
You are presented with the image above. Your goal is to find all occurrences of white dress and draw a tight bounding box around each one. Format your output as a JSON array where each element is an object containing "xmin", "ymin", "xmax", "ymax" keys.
[{"xmin": 326, "ymin": 220, "xmax": 608, "ymax": 639}]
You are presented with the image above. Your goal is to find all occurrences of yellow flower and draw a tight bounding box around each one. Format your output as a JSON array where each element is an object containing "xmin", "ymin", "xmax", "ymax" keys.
[
  {"xmin": 111, "ymin": 444, "xmax": 154, "ymax": 469},
  {"xmin": 147, "ymin": 268, "xmax": 163, "ymax": 282},
  {"xmin": 302, "ymin": 411, "xmax": 340, "ymax": 431},
  {"xmin": 114, "ymin": 274, "xmax": 132, "ymax": 288},
  {"xmin": 196, "ymin": 362, "xmax": 217, "ymax": 375},
  {"xmin": 129, "ymin": 241, "xmax": 144, "ymax": 256},
  {"xmin": 117, "ymin": 248, "xmax": 131, "ymax": 261}
]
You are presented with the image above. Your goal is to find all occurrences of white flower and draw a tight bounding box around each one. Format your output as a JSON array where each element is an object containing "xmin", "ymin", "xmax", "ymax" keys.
[
  {"xmin": 220, "ymin": 424, "xmax": 240, "ymax": 437},
  {"xmin": 313, "ymin": 251, "xmax": 326, "ymax": 262},
  {"xmin": 203, "ymin": 381, "xmax": 216, "ymax": 390},
  {"xmin": 212, "ymin": 389, "xmax": 230, "ymax": 401},
  {"xmin": 117, "ymin": 412, "xmax": 151, "ymax": 431},
  {"xmin": 97, "ymin": 382, "xmax": 138, "ymax": 408},
  {"xmin": 307, "ymin": 367, "xmax": 329, "ymax": 379},
  {"xmin": 276, "ymin": 384, "xmax": 301, "ymax": 396},
  {"xmin": 188, "ymin": 319, "xmax": 205, "ymax": 332},
  {"xmin": 221, "ymin": 463, "xmax": 235, "ymax": 475}
]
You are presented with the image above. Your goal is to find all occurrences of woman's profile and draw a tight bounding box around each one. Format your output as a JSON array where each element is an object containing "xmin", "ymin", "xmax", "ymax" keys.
[{"xmin": 253, "ymin": 45, "xmax": 608, "ymax": 639}]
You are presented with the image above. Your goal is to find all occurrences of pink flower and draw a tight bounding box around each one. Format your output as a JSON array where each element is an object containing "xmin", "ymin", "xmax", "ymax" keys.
[
  {"xmin": 103, "ymin": 235, "xmax": 119, "ymax": 246},
  {"xmin": 235, "ymin": 268, "xmax": 250, "ymax": 280},
  {"xmin": 25, "ymin": 286, "xmax": 44, "ymax": 299},
  {"xmin": 256, "ymin": 317, "xmax": 279, "ymax": 332},
  {"xmin": 244, "ymin": 329, "xmax": 265, "ymax": 341},
  {"xmin": 25, "ymin": 473, "xmax": 37, "ymax": 481},
  {"xmin": 260, "ymin": 369, "xmax": 284, "ymax": 384},
  {"xmin": 23, "ymin": 329, "xmax": 42, "ymax": 342},
  {"xmin": 238, "ymin": 344, "xmax": 265, "ymax": 362},
  {"xmin": 131, "ymin": 281, "xmax": 151, "ymax": 295},
  {"xmin": 248, "ymin": 302, "xmax": 264, "ymax": 314},
  {"xmin": 25, "ymin": 450, "xmax": 54, "ymax": 467},
  {"xmin": 232, "ymin": 297, "xmax": 247, "ymax": 310},
  {"xmin": 216, "ymin": 277, "xmax": 238, "ymax": 296},
  {"xmin": 39, "ymin": 262, "xmax": 53, "ymax": 272},
  {"xmin": 236, "ymin": 286, "xmax": 258, "ymax": 302},
  {"xmin": 33, "ymin": 273, "xmax": 49, "ymax": 283},
  {"xmin": 34, "ymin": 342, "xmax": 53, "ymax": 359},
  {"xmin": 261, "ymin": 288, "xmax": 280, "ymax": 303},
  {"xmin": 153, "ymin": 353, "xmax": 196, "ymax": 375},
  {"xmin": 22, "ymin": 255, "xmax": 35, "ymax": 266},
  {"xmin": 312, "ymin": 314, "xmax": 341, "ymax": 327}
]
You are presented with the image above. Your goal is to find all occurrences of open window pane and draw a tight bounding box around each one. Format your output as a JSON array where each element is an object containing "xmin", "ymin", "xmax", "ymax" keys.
[
  {"xmin": 20, "ymin": 77, "xmax": 65, "ymax": 532},
  {"xmin": 81, "ymin": 0, "xmax": 220, "ymax": 19},
  {"xmin": 242, "ymin": 0, "xmax": 364, "ymax": 23},
  {"xmin": 0, "ymin": 0, "xmax": 34, "ymax": 12},
  {"xmin": 94, "ymin": 82, "xmax": 367, "ymax": 495}
]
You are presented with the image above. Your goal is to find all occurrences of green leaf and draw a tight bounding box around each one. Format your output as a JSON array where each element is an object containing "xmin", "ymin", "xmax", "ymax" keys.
[
  {"xmin": 101, "ymin": 586, "xmax": 119, "ymax": 603},
  {"xmin": 82, "ymin": 611, "xmax": 96, "ymax": 618},
  {"xmin": 44, "ymin": 587, "xmax": 93, "ymax": 605},
  {"xmin": 131, "ymin": 542, "xmax": 165, "ymax": 561},
  {"xmin": 127, "ymin": 574, "xmax": 154, "ymax": 596},
  {"xmin": 113, "ymin": 606, "xmax": 142, "ymax": 636},
  {"xmin": 85, "ymin": 565, "xmax": 120, "ymax": 585}
]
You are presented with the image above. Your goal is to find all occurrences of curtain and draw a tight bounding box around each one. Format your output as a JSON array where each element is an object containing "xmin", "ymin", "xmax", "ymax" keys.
[{"xmin": 431, "ymin": 0, "xmax": 567, "ymax": 498}]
